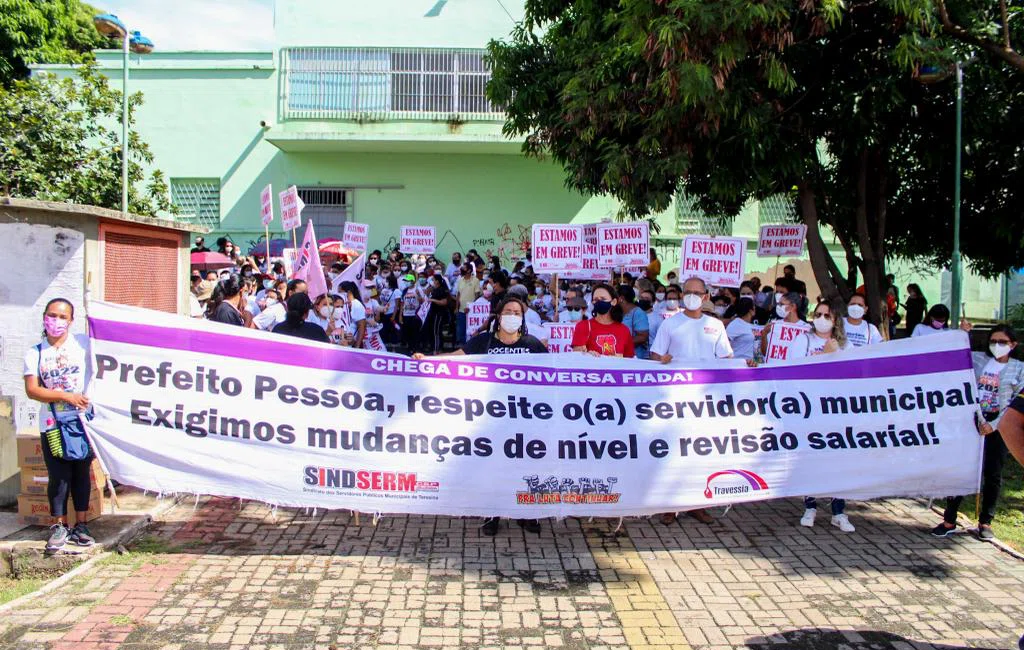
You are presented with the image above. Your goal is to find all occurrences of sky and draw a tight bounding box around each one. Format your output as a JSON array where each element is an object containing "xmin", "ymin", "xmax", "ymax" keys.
[{"xmin": 101, "ymin": 0, "xmax": 274, "ymax": 51}]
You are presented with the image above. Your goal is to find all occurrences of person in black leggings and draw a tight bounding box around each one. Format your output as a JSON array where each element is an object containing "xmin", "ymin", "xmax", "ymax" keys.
[{"xmin": 22, "ymin": 298, "xmax": 96, "ymax": 551}]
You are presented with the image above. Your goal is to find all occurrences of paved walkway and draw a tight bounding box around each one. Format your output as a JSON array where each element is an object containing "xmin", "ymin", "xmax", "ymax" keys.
[{"xmin": 1, "ymin": 497, "xmax": 1022, "ymax": 650}]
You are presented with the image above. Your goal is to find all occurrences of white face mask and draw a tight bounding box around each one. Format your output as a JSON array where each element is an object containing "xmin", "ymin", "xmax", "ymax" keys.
[
  {"xmin": 319, "ymin": 306, "xmax": 332, "ymax": 318},
  {"xmin": 776, "ymin": 304, "xmax": 789, "ymax": 319},
  {"xmin": 655, "ymin": 293, "xmax": 665, "ymax": 301},
  {"xmin": 990, "ymin": 343, "xmax": 1012, "ymax": 358},
  {"xmin": 714, "ymin": 306, "xmax": 727, "ymax": 317},
  {"xmin": 265, "ymin": 298, "xmax": 278, "ymax": 307},
  {"xmin": 813, "ymin": 316, "xmax": 833, "ymax": 333},
  {"xmin": 535, "ymin": 287, "xmax": 544, "ymax": 296},
  {"xmin": 775, "ymin": 292, "xmax": 785, "ymax": 303},
  {"xmin": 665, "ymin": 299, "xmax": 680, "ymax": 311},
  {"xmin": 567, "ymin": 310, "xmax": 582, "ymax": 322},
  {"xmin": 500, "ymin": 314, "xmax": 523, "ymax": 333},
  {"xmin": 847, "ymin": 304, "xmax": 866, "ymax": 320},
  {"xmin": 682, "ymin": 294, "xmax": 703, "ymax": 312}
]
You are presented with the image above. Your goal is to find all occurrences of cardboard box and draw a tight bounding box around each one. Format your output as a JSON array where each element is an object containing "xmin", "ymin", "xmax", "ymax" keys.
[
  {"xmin": 18, "ymin": 459, "xmax": 106, "ymax": 495},
  {"xmin": 16, "ymin": 434, "xmax": 45, "ymax": 467},
  {"xmin": 18, "ymin": 488, "xmax": 104, "ymax": 527}
]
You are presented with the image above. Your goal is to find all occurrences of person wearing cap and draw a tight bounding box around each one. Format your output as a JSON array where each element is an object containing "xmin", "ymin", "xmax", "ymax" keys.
[
  {"xmin": 507, "ymin": 284, "xmax": 542, "ymax": 329},
  {"xmin": 650, "ymin": 276, "xmax": 733, "ymax": 527},
  {"xmin": 190, "ymin": 237, "xmax": 210, "ymax": 253}
]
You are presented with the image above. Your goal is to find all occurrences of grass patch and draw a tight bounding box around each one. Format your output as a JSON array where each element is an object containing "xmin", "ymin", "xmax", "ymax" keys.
[
  {"xmin": 109, "ymin": 614, "xmax": 133, "ymax": 625},
  {"xmin": 941, "ymin": 456, "xmax": 1024, "ymax": 551},
  {"xmin": 0, "ymin": 577, "xmax": 45, "ymax": 606},
  {"xmin": 96, "ymin": 534, "xmax": 180, "ymax": 570}
]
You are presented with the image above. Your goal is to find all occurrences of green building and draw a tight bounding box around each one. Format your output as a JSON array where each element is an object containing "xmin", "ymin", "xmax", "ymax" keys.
[{"xmin": 33, "ymin": 0, "xmax": 1007, "ymax": 318}]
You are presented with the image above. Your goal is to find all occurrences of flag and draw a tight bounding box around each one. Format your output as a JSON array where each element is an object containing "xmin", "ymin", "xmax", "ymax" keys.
[
  {"xmin": 331, "ymin": 253, "xmax": 365, "ymax": 295},
  {"xmin": 292, "ymin": 221, "xmax": 329, "ymax": 301}
]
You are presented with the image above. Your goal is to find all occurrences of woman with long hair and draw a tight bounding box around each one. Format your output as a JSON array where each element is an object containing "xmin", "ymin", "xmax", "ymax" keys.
[
  {"xmin": 571, "ymin": 283, "xmax": 634, "ymax": 357},
  {"xmin": 206, "ymin": 275, "xmax": 245, "ymax": 326},
  {"xmin": 337, "ymin": 281, "xmax": 367, "ymax": 348},
  {"xmin": 903, "ymin": 283, "xmax": 928, "ymax": 335},
  {"xmin": 412, "ymin": 294, "xmax": 547, "ymax": 536}
]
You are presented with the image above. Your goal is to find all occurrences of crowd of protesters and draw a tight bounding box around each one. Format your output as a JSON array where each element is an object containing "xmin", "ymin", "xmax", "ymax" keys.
[{"xmin": 25, "ymin": 236, "xmax": 1022, "ymax": 553}]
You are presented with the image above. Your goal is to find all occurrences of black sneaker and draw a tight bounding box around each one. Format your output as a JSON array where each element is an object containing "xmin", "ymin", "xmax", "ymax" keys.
[
  {"xmin": 481, "ymin": 517, "xmax": 500, "ymax": 536},
  {"xmin": 978, "ymin": 526, "xmax": 995, "ymax": 540},
  {"xmin": 69, "ymin": 523, "xmax": 95, "ymax": 547},
  {"xmin": 517, "ymin": 518, "xmax": 541, "ymax": 535},
  {"xmin": 46, "ymin": 523, "xmax": 70, "ymax": 552},
  {"xmin": 930, "ymin": 523, "xmax": 956, "ymax": 537}
]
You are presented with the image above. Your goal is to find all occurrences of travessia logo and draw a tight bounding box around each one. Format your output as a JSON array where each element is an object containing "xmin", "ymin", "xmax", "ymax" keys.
[
  {"xmin": 303, "ymin": 466, "xmax": 439, "ymax": 493},
  {"xmin": 704, "ymin": 469, "xmax": 769, "ymax": 499}
]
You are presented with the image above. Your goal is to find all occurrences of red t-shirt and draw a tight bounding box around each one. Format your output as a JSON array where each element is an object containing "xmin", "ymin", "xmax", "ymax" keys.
[{"xmin": 571, "ymin": 318, "xmax": 635, "ymax": 358}]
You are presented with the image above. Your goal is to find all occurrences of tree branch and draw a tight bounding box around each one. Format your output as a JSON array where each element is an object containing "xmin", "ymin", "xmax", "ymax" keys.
[
  {"xmin": 936, "ymin": 0, "xmax": 1024, "ymax": 73},
  {"xmin": 1001, "ymin": 0, "xmax": 1011, "ymax": 50}
]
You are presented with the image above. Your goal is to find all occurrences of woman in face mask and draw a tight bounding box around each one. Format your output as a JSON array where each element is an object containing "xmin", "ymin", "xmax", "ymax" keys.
[
  {"xmin": 306, "ymin": 294, "xmax": 335, "ymax": 332},
  {"xmin": 843, "ymin": 294, "xmax": 884, "ymax": 347},
  {"xmin": 932, "ymin": 325, "xmax": 1024, "ymax": 540},
  {"xmin": 571, "ymin": 283, "xmax": 634, "ymax": 357},
  {"xmin": 911, "ymin": 304, "xmax": 951, "ymax": 337},
  {"xmin": 791, "ymin": 299, "xmax": 856, "ymax": 533},
  {"xmin": 412, "ymin": 295, "xmax": 548, "ymax": 536},
  {"xmin": 23, "ymin": 298, "xmax": 96, "ymax": 552}
]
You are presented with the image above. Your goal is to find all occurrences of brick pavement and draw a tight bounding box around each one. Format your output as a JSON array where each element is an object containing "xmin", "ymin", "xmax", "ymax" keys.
[{"xmin": 1, "ymin": 496, "xmax": 1022, "ymax": 650}]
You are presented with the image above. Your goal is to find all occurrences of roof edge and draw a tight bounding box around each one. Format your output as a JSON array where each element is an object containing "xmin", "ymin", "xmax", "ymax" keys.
[{"xmin": 0, "ymin": 197, "xmax": 210, "ymax": 234}]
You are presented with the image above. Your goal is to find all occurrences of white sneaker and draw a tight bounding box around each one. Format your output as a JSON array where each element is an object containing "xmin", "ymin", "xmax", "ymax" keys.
[
  {"xmin": 831, "ymin": 514, "xmax": 855, "ymax": 532},
  {"xmin": 800, "ymin": 508, "xmax": 816, "ymax": 527}
]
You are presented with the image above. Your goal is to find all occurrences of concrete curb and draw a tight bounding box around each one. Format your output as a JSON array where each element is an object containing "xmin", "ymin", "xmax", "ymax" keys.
[{"xmin": 0, "ymin": 494, "xmax": 183, "ymax": 614}]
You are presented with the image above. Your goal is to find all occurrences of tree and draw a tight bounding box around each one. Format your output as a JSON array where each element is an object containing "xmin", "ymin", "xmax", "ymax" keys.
[
  {"xmin": 932, "ymin": 0, "xmax": 1024, "ymax": 73},
  {"xmin": 0, "ymin": 0, "xmax": 111, "ymax": 87},
  {"xmin": 487, "ymin": 0, "xmax": 1024, "ymax": 322},
  {"xmin": 0, "ymin": 64, "xmax": 174, "ymax": 217}
]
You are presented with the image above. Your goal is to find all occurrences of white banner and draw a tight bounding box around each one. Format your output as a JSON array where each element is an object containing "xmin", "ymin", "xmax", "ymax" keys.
[
  {"xmin": 562, "ymin": 224, "xmax": 608, "ymax": 281},
  {"xmin": 260, "ymin": 184, "xmax": 274, "ymax": 227},
  {"xmin": 758, "ymin": 224, "xmax": 807, "ymax": 257},
  {"xmin": 400, "ymin": 226, "xmax": 436, "ymax": 254},
  {"xmin": 343, "ymin": 222, "xmax": 369, "ymax": 252},
  {"xmin": 466, "ymin": 297, "xmax": 492, "ymax": 337},
  {"xmin": 539, "ymin": 321, "xmax": 576, "ymax": 353},
  {"xmin": 279, "ymin": 185, "xmax": 304, "ymax": 231},
  {"xmin": 532, "ymin": 224, "xmax": 584, "ymax": 273},
  {"xmin": 680, "ymin": 236, "xmax": 746, "ymax": 288},
  {"xmin": 85, "ymin": 301, "xmax": 981, "ymax": 518},
  {"xmin": 597, "ymin": 222, "xmax": 649, "ymax": 269}
]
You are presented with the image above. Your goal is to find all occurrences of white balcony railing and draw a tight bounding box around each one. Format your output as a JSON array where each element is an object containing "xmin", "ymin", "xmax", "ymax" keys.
[{"xmin": 281, "ymin": 47, "xmax": 503, "ymax": 121}]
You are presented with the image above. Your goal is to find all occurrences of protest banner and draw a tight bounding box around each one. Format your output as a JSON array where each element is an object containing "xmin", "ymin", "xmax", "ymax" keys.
[
  {"xmin": 343, "ymin": 222, "xmax": 369, "ymax": 252},
  {"xmin": 597, "ymin": 222, "xmax": 649, "ymax": 269},
  {"xmin": 260, "ymin": 184, "xmax": 274, "ymax": 262},
  {"xmin": 331, "ymin": 253, "xmax": 365, "ymax": 295},
  {"xmin": 466, "ymin": 297, "xmax": 492, "ymax": 337},
  {"xmin": 758, "ymin": 224, "xmax": 807, "ymax": 258},
  {"xmin": 279, "ymin": 185, "xmax": 305, "ymax": 250},
  {"xmin": 532, "ymin": 224, "xmax": 584, "ymax": 273},
  {"xmin": 539, "ymin": 321, "xmax": 576, "ymax": 353},
  {"xmin": 401, "ymin": 226, "xmax": 436, "ymax": 254},
  {"xmin": 86, "ymin": 300, "xmax": 981, "ymax": 518},
  {"xmin": 680, "ymin": 236, "xmax": 746, "ymax": 288},
  {"xmin": 562, "ymin": 224, "xmax": 607, "ymax": 281}
]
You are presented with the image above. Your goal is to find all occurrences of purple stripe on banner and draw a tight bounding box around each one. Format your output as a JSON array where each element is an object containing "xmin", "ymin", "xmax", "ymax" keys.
[{"xmin": 87, "ymin": 316, "xmax": 971, "ymax": 388}]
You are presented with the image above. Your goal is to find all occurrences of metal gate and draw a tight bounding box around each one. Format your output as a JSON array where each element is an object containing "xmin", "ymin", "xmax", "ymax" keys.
[{"xmin": 297, "ymin": 187, "xmax": 353, "ymax": 241}]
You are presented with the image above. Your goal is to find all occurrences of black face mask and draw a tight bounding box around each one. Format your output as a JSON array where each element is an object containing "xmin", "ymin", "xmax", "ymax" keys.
[
  {"xmin": 637, "ymin": 299, "xmax": 652, "ymax": 311},
  {"xmin": 593, "ymin": 300, "xmax": 613, "ymax": 315}
]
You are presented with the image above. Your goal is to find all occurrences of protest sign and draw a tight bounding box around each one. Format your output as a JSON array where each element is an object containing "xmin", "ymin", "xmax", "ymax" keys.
[
  {"xmin": 401, "ymin": 226, "xmax": 436, "ymax": 254},
  {"xmin": 331, "ymin": 254, "xmax": 365, "ymax": 295},
  {"xmin": 561, "ymin": 224, "xmax": 607, "ymax": 281},
  {"xmin": 758, "ymin": 224, "xmax": 807, "ymax": 257},
  {"xmin": 539, "ymin": 321, "xmax": 577, "ymax": 353},
  {"xmin": 764, "ymin": 321, "xmax": 812, "ymax": 364},
  {"xmin": 86, "ymin": 300, "xmax": 981, "ymax": 518},
  {"xmin": 279, "ymin": 185, "xmax": 304, "ymax": 231},
  {"xmin": 597, "ymin": 222, "xmax": 649, "ymax": 269},
  {"xmin": 260, "ymin": 184, "xmax": 274, "ymax": 227},
  {"xmin": 466, "ymin": 297, "xmax": 492, "ymax": 337},
  {"xmin": 532, "ymin": 224, "xmax": 584, "ymax": 273},
  {"xmin": 343, "ymin": 222, "xmax": 369, "ymax": 252},
  {"xmin": 680, "ymin": 236, "xmax": 746, "ymax": 288},
  {"xmin": 292, "ymin": 221, "xmax": 329, "ymax": 301}
]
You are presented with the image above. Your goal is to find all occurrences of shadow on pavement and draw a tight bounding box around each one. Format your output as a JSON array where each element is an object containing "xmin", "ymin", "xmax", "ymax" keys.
[{"xmin": 746, "ymin": 628, "xmax": 1011, "ymax": 650}]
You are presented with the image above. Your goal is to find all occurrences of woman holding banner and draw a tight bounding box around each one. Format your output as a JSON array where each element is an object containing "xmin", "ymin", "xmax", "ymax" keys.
[
  {"xmin": 413, "ymin": 294, "xmax": 547, "ymax": 536},
  {"xmin": 571, "ymin": 284, "xmax": 635, "ymax": 358},
  {"xmin": 792, "ymin": 299, "xmax": 856, "ymax": 532}
]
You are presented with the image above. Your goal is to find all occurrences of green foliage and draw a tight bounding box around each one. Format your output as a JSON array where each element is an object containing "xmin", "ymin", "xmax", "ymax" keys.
[
  {"xmin": 0, "ymin": 64, "xmax": 175, "ymax": 217},
  {"xmin": 487, "ymin": 0, "xmax": 1024, "ymax": 309},
  {"xmin": 0, "ymin": 0, "xmax": 112, "ymax": 86}
]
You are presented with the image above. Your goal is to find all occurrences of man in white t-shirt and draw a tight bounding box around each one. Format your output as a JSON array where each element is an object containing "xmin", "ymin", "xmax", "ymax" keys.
[{"xmin": 650, "ymin": 278, "xmax": 733, "ymax": 363}]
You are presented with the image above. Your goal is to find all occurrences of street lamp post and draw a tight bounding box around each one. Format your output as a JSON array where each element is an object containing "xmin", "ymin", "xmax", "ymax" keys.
[{"xmin": 93, "ymin": 15, "xmax": 154, "ymax": 217}]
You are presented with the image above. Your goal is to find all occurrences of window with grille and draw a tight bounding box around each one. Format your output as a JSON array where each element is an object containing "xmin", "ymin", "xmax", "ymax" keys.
[
  {"xmin": 171, "ymin": 179, "xmax": 221, "ymax": 228},
  {"xmin": 297, "ymin": 187, "xmax": 354, "ymax": 242},
  {"xmin": 758, "ymin": 194, "xmax": 799, "ymax": 225},
  {"xmin": 100, "ymin": 224, "xmax": 179, "ymax": 314},
  {"xmin": 675, "ymin": 193, "xmax": 734, "ymax": 236}
]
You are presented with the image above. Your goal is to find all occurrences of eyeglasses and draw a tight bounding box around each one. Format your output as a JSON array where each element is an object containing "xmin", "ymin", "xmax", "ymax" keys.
[{"xmin": 991, "ymin": 338, "xmax": 1013, "ymax": 345}]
